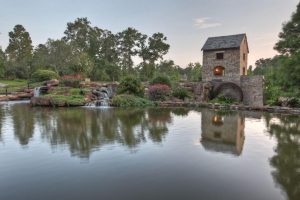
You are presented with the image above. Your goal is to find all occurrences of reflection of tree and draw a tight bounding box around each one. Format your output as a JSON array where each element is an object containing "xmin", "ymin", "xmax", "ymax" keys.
[
  {"xmin": 0, "ymin": 106, "xmax": 4, "ymax": 141},
  {"xmin": 11, "ymin": 104, "xmax": 34, "ymax": 145},
  {"xmin": 33, "ymin": 107, "xmax": 173, "ymax": 158},
  {"xmin": 264, "ymin": 114, "xmax": 300, "ymax": 200},
  {"xmin": 171, "ymin": 108, "xmax": 190, "ymax": 117},
  {"xmin": 147, "ymin": 108, "xmax": 172, "ymax": 142}
]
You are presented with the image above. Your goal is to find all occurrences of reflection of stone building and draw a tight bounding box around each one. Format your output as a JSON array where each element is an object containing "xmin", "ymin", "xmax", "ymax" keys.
[{"xmin": 201, "ymin": 110, "xmax": 245, "ymax": 156}]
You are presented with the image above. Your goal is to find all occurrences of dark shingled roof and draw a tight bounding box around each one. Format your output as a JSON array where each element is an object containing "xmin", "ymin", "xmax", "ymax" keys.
[{"xmin": 202, "ymin": 33, "xmax": 247, "ymax": 51}]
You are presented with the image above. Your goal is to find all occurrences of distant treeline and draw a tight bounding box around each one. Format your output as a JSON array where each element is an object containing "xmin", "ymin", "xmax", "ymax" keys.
[{"xmin": 0, "ymin": 18, "xmax": 201, "ymax": 82}]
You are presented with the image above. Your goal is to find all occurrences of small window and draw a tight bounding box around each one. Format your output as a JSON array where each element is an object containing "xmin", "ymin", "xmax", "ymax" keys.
[
  {"xmin": 216, "ymin": 53, "xmax": 224, "ymax": 60},
  {"xmin": 213, "ymin": 66, "xmax": 225, "ymax": 76},
  {"xmin": 242, "ymin": 67, "xmax": 246, "ymax": 75},
  {"xmin": 243, "ymin": 53, "xmax": 246, "ymax": 61}
]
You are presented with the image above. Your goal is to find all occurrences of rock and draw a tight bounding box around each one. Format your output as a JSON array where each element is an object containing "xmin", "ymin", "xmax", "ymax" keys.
[
  {"xmin": 278, "ymin": 97, "xmax": 299, "ymax": 107},
  {"xmin": 45, "ymin": 79, "xmax": 59, "ymax": 87},
  {"xmin": 30, "ymin": 96, "xmax": 52, "ymax": 106}
]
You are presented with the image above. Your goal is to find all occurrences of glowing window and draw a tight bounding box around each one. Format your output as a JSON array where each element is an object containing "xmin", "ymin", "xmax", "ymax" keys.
[{"xmin": 213, "ymin": 66, "xmax": 225, "ymax": 76}]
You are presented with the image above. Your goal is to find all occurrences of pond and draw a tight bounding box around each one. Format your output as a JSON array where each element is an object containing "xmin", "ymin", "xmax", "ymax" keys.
[{"xmin": 0, "ymin": 102, "xmax": 299, "ymax": 200}]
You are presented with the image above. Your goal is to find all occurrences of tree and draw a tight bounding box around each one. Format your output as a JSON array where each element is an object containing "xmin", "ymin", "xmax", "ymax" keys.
[
  {"xmin": 184, "ymin": 62, "xmax": 202, "ymax": 81},
  {"xmin": 156, "ymin": 60, "xmax": 181, "ymax": 81},
  {"xmin": 5, "ymin": 24, "xmax": 33, "ymax": 78},
  {"xmin": 144, "ymin": 32, "xmax": 170, "ymax": 64},
  {"xmin": 117, "ymin": 28, "xmax": 143, "ymax": 74},
  {"xmin": 0, "ymin": 47, "xmax": 5, "ymax": 78},
  {"xmin": 32, "ymin": 44, "xmax": 50, "ymax": 72},
  {"xmin": 247, "ymin": 65, "xmax": 253, "ymax": 75},
  {"xmin": 274, "ymin": 2, "xmax": 300, "ymax": 55},
  {"xmin": 45, "ymin": 39, "xmax": 77, "ymax": 75},
  {"xmin": 64, "ymin": 17, "xmax": 94, "ymax": 54}
]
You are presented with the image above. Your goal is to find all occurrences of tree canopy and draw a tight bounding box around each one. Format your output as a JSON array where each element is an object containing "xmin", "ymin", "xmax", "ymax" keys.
[{"xmin": 1, "ymin": 17, "xmax": 189, "ymax": 81}]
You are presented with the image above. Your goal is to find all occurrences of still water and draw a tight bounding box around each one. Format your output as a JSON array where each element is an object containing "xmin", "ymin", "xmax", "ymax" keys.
[{"xmin": 0, "ymin": 102, "xmax": 299, "ymax": 200}]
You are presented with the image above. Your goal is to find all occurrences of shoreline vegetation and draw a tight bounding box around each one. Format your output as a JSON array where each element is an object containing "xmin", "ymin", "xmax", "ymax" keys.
[{"xmin": 1, "ymin": 77, "xmax": 300, "ymax": 115}]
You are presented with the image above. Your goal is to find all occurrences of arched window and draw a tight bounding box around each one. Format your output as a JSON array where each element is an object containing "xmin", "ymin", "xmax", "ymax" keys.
[{"xmin": 213, "ymin": 66, "xmax": 225, "ymax": 76}]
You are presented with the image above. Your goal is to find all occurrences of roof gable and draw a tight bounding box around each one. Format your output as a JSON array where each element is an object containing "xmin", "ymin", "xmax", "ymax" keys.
[{"xmin": 202, "ymin": 34, "xmax": 247, "ymax": 51}]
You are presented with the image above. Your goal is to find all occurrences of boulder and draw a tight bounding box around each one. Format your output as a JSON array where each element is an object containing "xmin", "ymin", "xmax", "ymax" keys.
[
  {"xmin": 30, "ymin": 96, "xmax": 52, "ymax": 106},
  {"xmin": 45, "ymin": 79, "xmax": 59, "ymax": 87}
]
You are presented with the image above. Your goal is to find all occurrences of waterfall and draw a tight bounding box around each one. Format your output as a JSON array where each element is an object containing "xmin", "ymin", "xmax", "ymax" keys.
[
  {"xmin": 85, "ymin": 89, "xmax": 111, "ymax": 108},
  {"xmin": 33, "ymin": 87, "xmax": 41, "ymax": 97}
]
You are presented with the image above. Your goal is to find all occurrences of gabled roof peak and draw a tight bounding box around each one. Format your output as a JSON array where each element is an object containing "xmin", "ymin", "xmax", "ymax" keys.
[{"xmin": 202, "ymin": 33, "xmax": 247, "ymax": 51}]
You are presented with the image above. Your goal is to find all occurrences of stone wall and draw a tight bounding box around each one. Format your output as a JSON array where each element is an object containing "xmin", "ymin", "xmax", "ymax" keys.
[
  {"xmin": 240, "ymin": 37, "xmax": 248, "ymax": 75},
  {"xmin": 240, "ymin": 75, "xmax": 264, "ymax": 106},
  {"xmin": 202, "ymin": 49, "xmax": 241, "ymax": 83}
]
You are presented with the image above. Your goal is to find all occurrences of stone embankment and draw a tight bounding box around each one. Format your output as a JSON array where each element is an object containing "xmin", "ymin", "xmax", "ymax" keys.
[{"xmin": 158, "ymin": 101, "xmax": 300, "ymax": 115}]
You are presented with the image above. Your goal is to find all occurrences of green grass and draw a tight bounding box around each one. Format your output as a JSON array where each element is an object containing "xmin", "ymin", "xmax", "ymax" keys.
[
  {"xmin": 45, "ymin": 94, "xmax": 86, "ymax": 106},
  {"xmin": 0, "ymin": 79, "xmax": 27, "ymax": 87},
  {"xmin": 0, "ymin": 79, "xmax": 45, "ymax": 94},
  {"xmin": 112, "ymin": 94, "xmax": 155, "ymax": 107}
]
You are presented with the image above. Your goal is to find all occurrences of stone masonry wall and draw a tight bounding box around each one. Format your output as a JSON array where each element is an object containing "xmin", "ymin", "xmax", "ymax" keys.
[
  {"xmin": 240, "ymin": 75, "xmax": 264, "ymax": 106},
  {"xmin": 240, "ymin": 37, "xmax": 248, "ymax": 75},
  {"xmin": 202, "ymin": 49, "xmax": 241, "ymax": 84}
]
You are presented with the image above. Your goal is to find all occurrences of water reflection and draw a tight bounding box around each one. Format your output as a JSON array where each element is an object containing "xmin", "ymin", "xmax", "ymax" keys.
[
  {"xmin": 264, "ymin": 113, "xmax": 300, "ymax": 200},
  {"xmin": 0, "ymin": 106, "xmax": 190, "ymax": 158},
  {"xmin": 201, "ymin": 110, "xmax": 245, "ymax": 156}
]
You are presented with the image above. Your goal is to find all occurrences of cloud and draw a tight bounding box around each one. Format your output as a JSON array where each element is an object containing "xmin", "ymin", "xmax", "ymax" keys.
[{"xmin": 194, "ymin": 17, "xmax": 221, "ymax": 29}]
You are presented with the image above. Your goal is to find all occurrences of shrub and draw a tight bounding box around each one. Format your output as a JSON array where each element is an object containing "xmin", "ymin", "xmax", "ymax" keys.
[
  {"xmin": 31, "ymin": 70, "xmax": 59, "ymax": 82},
  {"xmin": 150, "ymin": 75, "xmax": 171, "ymax": 87},
  {"xmin": 111, "ymin": 94, "xmax": 155, "ymax": 107},
  {"xmin": 117, "ymin": 76, "xmax": 144, "ymax": 97},
  {"xmin": 148, "ymin": 84, "xmax": 171, "ymax": 101},
  {"xmin": 210, "ymin": 95, "xmax": 236, "ymax": 105},
  {"xmin": 60, "ymin": 78, "xmax": 81, "ymax": 88},
  {"xmin": 172, "ymin": 87, "xmax": 189, "ymax": 100},
  {"xmin": 287, "ymin": 97, "xmax": 300, "ymax": 107}
]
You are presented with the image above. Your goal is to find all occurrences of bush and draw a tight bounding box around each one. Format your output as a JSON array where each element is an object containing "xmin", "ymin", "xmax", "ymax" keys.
[
  {"xmin": 112, "ymin": 94, "xmax": 155, "ymax": 107},
  {"xmin": 150, "ymin": 75, "xmax": 171, "ymax": 87},
  {"xmin": 31, "ymin": 70, "xmax": 59, "ymax": 82},
  {"xmin": 60, "ymin": 78, "xmax": 81, "ymax": 88},
  {"xmin": 172, "ymin": 87, "xmax": 189, "ymax": 100},
  {"xmin": 148, "ymin": 84, "xmax": 171, "ymax": 101},
  {"xmin": 117, "ymin": 76, "xmax": 144, "ymax": 97},
  {"xmin": 210, "ymin": 95, "xmax": 236, "ymax": 105},
  {"xmin": 287, "ymin": 97, "xmax": 300, "ymax": 107}
]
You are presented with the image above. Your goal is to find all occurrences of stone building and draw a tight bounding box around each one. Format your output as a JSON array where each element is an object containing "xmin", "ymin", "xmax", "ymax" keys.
[{"xmin": 201, "ymin": 34, "xmax": 264, "ymax": 106}]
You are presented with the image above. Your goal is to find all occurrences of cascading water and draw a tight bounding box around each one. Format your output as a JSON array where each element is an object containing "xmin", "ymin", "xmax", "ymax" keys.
[
  {"xmin": 85, "ymin": 87, "xmax": 111, "ymax": 108},
  {"xmin": 33, "ymin": 87, "xmax": 41, "ymax": 97}
]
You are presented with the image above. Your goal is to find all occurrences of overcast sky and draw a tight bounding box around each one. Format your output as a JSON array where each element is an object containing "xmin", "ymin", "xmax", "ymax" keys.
[{"xmin": 0, "ymin": 0, "xmax": 299, "ymax": 67}]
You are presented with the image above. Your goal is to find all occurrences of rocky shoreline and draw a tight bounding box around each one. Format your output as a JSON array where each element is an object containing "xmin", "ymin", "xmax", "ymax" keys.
[
  {"xmin": 158, "ymin": 101, "xmax": 300, "ymax": 115},
  {"xmin": 1, "ymin": 96, "xmax": 300, "ymax": 115}
]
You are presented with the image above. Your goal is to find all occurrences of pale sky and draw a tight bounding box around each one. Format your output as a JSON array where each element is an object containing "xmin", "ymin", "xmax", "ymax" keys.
[{"xmin": 0, "ymin": 0, "xmax": 298, "ymax": 67}]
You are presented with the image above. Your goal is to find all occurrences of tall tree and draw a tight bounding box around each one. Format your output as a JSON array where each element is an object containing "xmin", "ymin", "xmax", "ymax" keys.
[
  {"xmin": 63, "ymin": 17, "xmax": 94, "ymax": 54},
  {"xmin": 117, "ymin": 28, "xmax": 143, "ymax": 74},
  {"xmin": 274, "ymin": 2, "xmax": 300, "ymax": 55},
  {"xmin": 32, "ymin": 44, "xmax": 50, "ymax": 71},
  {"xmin": 46, "ymin": 39, "xmax": 77, "ymax": 75},
  {"xmin": 0, "ymin": 47, "xmax": 5, "ymax": 77},
  {"xmin": 145, "ymin": 32, "xmax": 170, "ymax": 64},
  {"xmin": 5, "ymin": 24, "xmax": 33, "ymax": 78}
]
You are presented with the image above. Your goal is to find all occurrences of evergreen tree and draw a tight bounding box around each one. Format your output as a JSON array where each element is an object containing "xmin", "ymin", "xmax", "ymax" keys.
[{"xmin": 5, "ymin": 24, "xmax": 33, "ymax": 78}]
